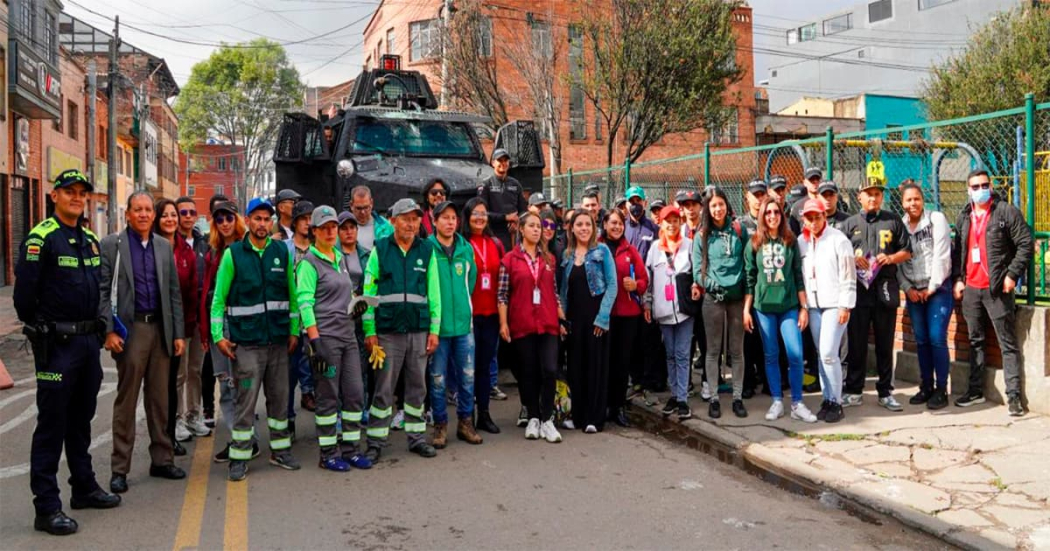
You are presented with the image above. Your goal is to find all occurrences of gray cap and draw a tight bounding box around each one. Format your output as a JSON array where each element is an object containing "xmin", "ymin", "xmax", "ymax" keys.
[
  {"xmin": 390, "ymin": 198, "xmax": 423, "ymax": 218},
  {"xmin": 492, "ymin": 148, "xmax": 510, "ymax": 161},
  {"xmin": 337, "ymin": 211, "xmax": 357, "ymax": 226},
  {"xmin": 310, "ymin": 204, "xmax": 339, "ymax": 227},
  {"xmin": 528, "ymin": 192, "xmax": 549, "ymax": 207},
  {"xmin": 276, "ymin": 189, "xmax": 301, "ymax": 203}
]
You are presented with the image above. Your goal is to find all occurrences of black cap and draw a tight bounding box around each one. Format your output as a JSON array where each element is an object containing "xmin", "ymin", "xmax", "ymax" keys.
[
  {"xmin": 432, "ymin": 200, "xmax": 458, "ymax": 218},
  {"xmin": 54, "ymin": 169, "xmax": 94, "ymax": 192},
  {"xmin": 292, "ymin": 200, "xmax": 315, "ymax": 221},
  {"xmin": 551, "ymin": 199, "xmax": 564, "ymax": 210},
  {"xmin": 769, "ymin": 175, "xmax": 788, "ymax": 190},
  {"xmin": 211, "ymin": 201, "xmax": 238, "ymax": 216},
  {"xmin": 337, "ymin": 211, "xmax": 357, "ymax": 226},
  {"xmin": 788, "ymin": 184, "xmax": 808, "ymax": 200},
  {"xmin": 817, "ymin": 180, "xmax": 840, "ymax": 194},
  {"xmin": 584, "ymin": 184, "xmax": 601, "ymax": 194},
  {"xmin": 650, "ymin": 199, "xmax": 667, "ymax": 211},
  {"xmin": 675, "ymin": 189, "xmax": 702, "ymax": 204},
  {"xmin": 276, "ymin": 189, "xmax": 301, "ymax": 203},
  {"xmin": 614, "ymin": 196, "xmax": 627, "ymax": 207},
  {"xmin": 804, "ymin": 167, "xmax": 822, "ymax": 181},
  {"xmin": 747, "ymin": 180, "xmax": 768, "ymax": 194}
]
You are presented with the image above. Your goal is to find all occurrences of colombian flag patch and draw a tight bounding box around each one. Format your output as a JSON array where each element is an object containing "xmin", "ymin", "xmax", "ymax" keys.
[{"xmin": 27, "ymin": 245, "xmax": 41, "ymax": 255}]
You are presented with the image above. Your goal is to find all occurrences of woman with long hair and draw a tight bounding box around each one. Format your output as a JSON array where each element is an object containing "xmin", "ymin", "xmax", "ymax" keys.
[
  {"xmin": 153, "ymin": 199, "xmax": 201, "ymax": 456},
  {"xmin": 601, "ymin": 210, "xmax": 648, "ymax": 427},
  {"xmin": 419, "ymin": 178, "xmax": 449, "ymax": 237},
  {"xmin": 692, "ymin": 187, "xmax": 750, "ymax": 419},
  {"xmin": 743, "ymin": 198, "xmax": 816, "ymax": 423},
  {"xmin": 560, "ymin": 211, "xmax": 617, "ymax": 433},
  {"xmin": 462, "ymin": 198, "xmax": 505, "ymax": 433},
  {"xmin": 498, "ymin": 212, "xmax": 565, "ymax": 443}
]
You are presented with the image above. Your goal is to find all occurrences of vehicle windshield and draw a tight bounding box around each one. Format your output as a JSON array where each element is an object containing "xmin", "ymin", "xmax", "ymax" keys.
[{"xmin": 350, "ymin": 118, "xmax": 479, "ymax": 158}]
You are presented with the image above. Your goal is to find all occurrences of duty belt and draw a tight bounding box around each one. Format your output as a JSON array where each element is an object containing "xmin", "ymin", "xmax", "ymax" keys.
[{"xmin": 49, "ymin": 320, "xmax": 101, "ymax": 336}]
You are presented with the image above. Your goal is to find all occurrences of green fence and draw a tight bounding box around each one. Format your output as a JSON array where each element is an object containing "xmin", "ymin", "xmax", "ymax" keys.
[{"xmin": 544, "ymin": 95, "xmax": 1050, "ymax": 305}]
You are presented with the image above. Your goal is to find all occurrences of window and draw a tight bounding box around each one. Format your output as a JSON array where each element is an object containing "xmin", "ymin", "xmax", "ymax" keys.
[
  {"xmin": 532, "ymin": 20, "xmax": 552, "ymax": 59},
  {"xmin": 20, "ymin": 1, "xmax": 35, "ymax": 41},
  {"xmin": 218, "ymin": 157, "xmax": 227, "ymax": 171},
  {"xmin": 786, "ymin": 29, "xmax": 798, "ymax": 45},
  {"xmin": 67, "ymin": 100, "xmax": 78, "ymax": 139},
  {"xmin": 409, "ymin": 19, "xmax": 441, "ymax": 60},
  {"xmin": 386, "ymin": 29, "xmax": 395, "ymax": 54},
  {"xmin": 919, "ymin": 0, "xmax": 955, "ymax": 8},
  {"xmin": 187, "ymin": 185, "xmax": 195, "ymax": 197},
  {"xmin": 787, "ymin": 23, "xmax": 816, "ymax": 43},
  {"xmin": 116, "ymin": 147, "xmax": 123, "ymax": 175},
  {"xmin": 45, "ymin": 11, "xmax": 57, "ymax": 64},
  {"xmin": 885, "ymin": 124, "xmax": 904, "ymax": 141},
  {"xmin": 709, "ymin": 109, "xmax": 739, "ymax": 145},
  {"xmin": 568, "ymin": 24, "xmax": 583, "ymax": 74},
  {"xmin": 215, "ymin": 185, "xmax": 225, "ymax": 196},
  {"xmin": 125, "ymin": 150, "xmax": 132, "ymax": 176},
  {"xmin": 53, "ymin": 95, "xmax": 63, "ymax": 132},
  {"xmin": 823, "ymin": 13, "xmax": 852, "ymax": 35},
  {"xmin": 570, "ymin": 86, "xmax": 586, "ymax": 140},
  {"xmin": 476, "ymin": 16, "xmax": 492, "ymax": 57},
  {"xmin": 869, "ymin": 0, "xmax": 892, "ymax": 23}
]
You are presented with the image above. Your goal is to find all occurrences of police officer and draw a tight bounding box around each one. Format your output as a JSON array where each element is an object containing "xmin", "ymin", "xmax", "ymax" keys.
[
  {"xmin": 478, "ymin": 148, "xmax": 527, "ymax": 250},
  {"xmin": 14, "ymin": 169, "xmax": 121, "ymax": 536}
]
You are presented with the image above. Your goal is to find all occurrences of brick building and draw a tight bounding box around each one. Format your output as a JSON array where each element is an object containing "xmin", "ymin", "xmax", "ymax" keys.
[
  {"xmin": 181, "ymin": 143, "xmax": 245, "ymax": 227},
  {"xmin": 360, "ymin": 0, "xmax": 757, "ymax": 173}
]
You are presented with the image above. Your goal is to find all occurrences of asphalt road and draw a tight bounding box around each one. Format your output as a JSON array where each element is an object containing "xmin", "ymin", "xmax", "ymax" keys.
[{"xmin": 0, "ymin": 346, "xmax": 944, "ymax": 550}]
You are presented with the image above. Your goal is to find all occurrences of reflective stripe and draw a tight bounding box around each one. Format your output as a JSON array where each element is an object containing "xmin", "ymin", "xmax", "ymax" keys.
[
  {"xmin": 370, "ymin": 406, "xmax": 392, "ymax": 419},
  {"xmin": 266, "ymin": 301, "xmax": 289, "ymax": 311},
  {"xmin": 404, "ymin": 422, "xmax": 426, "ymax": 433},
  {"xmin": 231, "ymin": 429, "xmax": 254, "ymax": 441},
  {"xmin": 341, "ymin": 411, "xmax": 363, "ymax": 422},
  {"xmin": 366, "ymin": 427, "xmax": 390, "ymax": 438},
  {"xmin": 342, "ymin": 430, "xmax": 361, "ymax": 442},
  {"xmin": 270, "ymin": 437, "xmax": 292, "ymax": 450},
  {"xmin": 403, "ymin": 403, "xmax": 424, "ymax": 418},
  {"xmin": 315, "ymin": 413, "xmax": 338, "ymax": 426},
  {"xmin": 229, "ymin": 447, "xmax": 253, "ymax": 460},
  {"xmin": 375, "ymin": 294, "xmax": 427, "ymax": 305},
  {"xmin": 318, "ymin": 435, "xmax": 339, "ymax": 447},
  {"xmin": 268, "ymin": 418, "xmax": 289, "ymax": 431},
  {"xmin": 228, "ymin": 304, "xmax": 265, "ymax": 316}
]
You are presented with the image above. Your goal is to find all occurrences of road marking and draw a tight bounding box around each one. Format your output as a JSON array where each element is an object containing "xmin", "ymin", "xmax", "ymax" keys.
[
  {"xmin": 1, "ymin": 383, "xmax": 116, "ymax": 435},
  {"xmin": 224, "ymin": 475, "xmax": 249, "ymax": 551},
  {"xmin": 0, "ymin": 387, "xmax": 36, "ymax": 408},
  {"xmin": 172, "ymin": 434, "xmax": 216, "ymax": 551}
]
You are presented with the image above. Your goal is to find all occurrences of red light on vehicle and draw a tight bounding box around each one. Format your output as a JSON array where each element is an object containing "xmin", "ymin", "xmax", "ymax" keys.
[{"xmin": 381, "ymin": 55, "xmax": 400, "ymax": 71}]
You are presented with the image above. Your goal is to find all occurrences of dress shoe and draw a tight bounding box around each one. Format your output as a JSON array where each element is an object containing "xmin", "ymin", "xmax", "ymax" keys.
[
  {"xmin": 173, "ymin": 441, "xmax": 187, "ymax": 456},
  {"xmin": 109, "ymin": 474, "xmax": 128, "ymax": 494},
  {"xmin": 34, "ymin": 510, "xmax": 78, "ymax": 536},
  {"xmin": 70, "ymin": 488, "xmax": 121, "ymax": 510},
  {"xmin": 149, "ymin": 464, "xmax": 187, "ymax": 480},
  {"xmin": 475, "ymin": 410, "xmax": 501, "ymax": 434}
]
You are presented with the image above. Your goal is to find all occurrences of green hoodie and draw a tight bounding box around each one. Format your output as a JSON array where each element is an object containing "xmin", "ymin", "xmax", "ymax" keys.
[
  {"xmin": 744, "ymin": 237, "xmax": 804, "ymax": 314},
  {"xmin": 692, "ymin": 219, "xmax": 749, "ymax": 301},
  {"xmin": 427, "ymin": 233, "xmax": 477, "ymax": 338}
]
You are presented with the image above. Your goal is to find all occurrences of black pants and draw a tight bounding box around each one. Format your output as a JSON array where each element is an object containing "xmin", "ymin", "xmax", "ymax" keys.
[
  {"xmin": 961, "ymin": 287, "xmax": 1023, "ymax": 397},
  {"xmin": 200, "ymin": 350, "xmax": 214, "ymax": 417},
  {"xmin": 845, "ymin": 303, "xmax": 898, "ymax": 397},
  {"xmin": 609, "ymin": 316, "xmax": 640, "ymax": 411},
  {"xmin": 514, "ymin": 334, "xmax": 558, "ymax": 420},
  {"xmin": 473, "ymin": 315, "xmax": 500, "ymax": 412},
  {"xmin": 31, "ymin": 335, "xmax": 103, "ymax": 515}
]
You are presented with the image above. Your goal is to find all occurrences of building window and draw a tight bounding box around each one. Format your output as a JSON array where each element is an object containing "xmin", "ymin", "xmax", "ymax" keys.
[
  {"xmin": 116, "ymin": 148, "xmax": 123, "ymax": 174},
  {"xmin": 823, "ymin": 13, "xmax": 852, "ymax": 35},
  {"xmin": 531, "ymin": 20, "xmax": 552, "ymax": 59},
  {"xmin": 53, "ymin": 95, "xmax": 63, "ymax": 132},
  {"xmin": 218, "ymin": 157, "xmax": 227, "ymax": 171},
  {"xmin": 885, "ymin": 124, "xmax": 904, "ymax": 141},
  {"xmin": 570, "ymin": 87, "xmax": 586, "ymax": 140},
  {"xmin": 869, "ymin": 0, "xmax": 892, "ymax": 23},
  {"xmin": 476, "ymin": 16, "xmax": 492, "ymax": 57},
  {"xmin": 410, "ymin": 19, "xmax": 441, "ymax": 60},
  {"xmin": 45, "ymin": 11, "xmax": 57, "ymax": 64},
  {"xmin": 788, "ymin": 23, "xmax": 817, "ymax": 44},
  {"xmin": 20, "ymin": 1, "xmax": 35, "ymax": 41},
  {"xmin": 67, "ymin": 101, "xmax": 78, "ymax": 139},
  {"xmin": 919, "ymin": 0, "xmax": 955, "ymax": 9},
  {"xmin": 125, "ymin": 150, "xmax": 132, "ymax": 176},
  {"xmin": 386, "ymin": 29, "xmax": 395, "ymax": 54},
  {"xmin": 215, "ymin": 185, "xmax": 225, "ymax": 196},
  {"xmin": 187, "ymin": 185, "xmax": 195, "ymax": 197},
  {"xmin": 709, "ymin": 109, "xmax": 739, "ymax": 145}
]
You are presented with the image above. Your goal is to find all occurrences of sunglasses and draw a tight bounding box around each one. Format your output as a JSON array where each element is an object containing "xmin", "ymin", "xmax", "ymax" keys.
[
  {"xmin": 541, "ymin": 221, "xmax": 557, "ymax": 230},
  {"xmin": 969, "ymin": 182, "xmax": 991, "ymax": 190},
  {"xmin": 214, "ymin": 213, "xmax": 236, "ymax": 224},
  {"xmin": 764, "ymin": 209, "xmax": 782, "ymax": 217},
  {"xmin": 179, "ymin": 209, "xmax": 197, "ymax": 217},
  {"xmin": 429, "ymin": 189, "xmax": 447, "ymax": 197}
]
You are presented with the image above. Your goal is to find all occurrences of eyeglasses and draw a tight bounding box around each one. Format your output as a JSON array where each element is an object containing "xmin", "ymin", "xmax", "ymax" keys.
[
  {"xmin": 214, "ymin": 213, "xmax": 236, "ymax": 224},
  {"xmin": 764, "ymin": 210, "xmax": 782, "ymax": 217},
  {"xmin": 470, "ymin": 211, "xmax": 487, "ymax": 219},
  {"xmin": 179, "ymin": 209, "xmax": 197, "ymax": 217},
  {"xmin": 351, "ymin": 205, "xmax": 371, "ymax": 212},
  {"xmin": 429, "ymin": 189, "xmax": 447, "ymax": 197},
  {"xmin": 969, "ymin": 182, "xmax": 991, "ymax": 190},
  {"xmin": 541, "ymin": 220, "xmax": 557, "ymax": 230}
]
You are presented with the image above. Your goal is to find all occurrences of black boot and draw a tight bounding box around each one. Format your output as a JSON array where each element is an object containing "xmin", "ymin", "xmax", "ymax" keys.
[
  {"xmin": 613, "ymin": 407, "xmax": 631, "ymax": 428},
  {"xmin": 476, "ymin": 409, "xmax": 501, "ymax": 434}
]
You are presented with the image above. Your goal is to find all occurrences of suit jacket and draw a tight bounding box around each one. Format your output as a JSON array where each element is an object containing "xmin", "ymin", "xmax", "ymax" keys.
[{"xmin": 99, "ymin": 229, "xmax": 185, "ymax": 357}]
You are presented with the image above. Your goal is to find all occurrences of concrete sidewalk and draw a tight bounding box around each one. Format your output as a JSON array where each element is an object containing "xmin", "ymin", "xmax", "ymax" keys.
[{"xmin": 630, "ymin": 382, "xmax": 1050, "ymax": 550}]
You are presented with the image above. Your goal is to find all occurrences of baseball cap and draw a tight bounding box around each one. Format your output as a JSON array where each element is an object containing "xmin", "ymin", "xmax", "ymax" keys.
[
  {"xmin": 211, "ymin": 201, "xmax": 238, "ymax": 216},
  {"xmin": 310, "ymin": 205, "xmax": 339, "ymax": 227},
  {"xmin": 614, "ymin": 196, "xmax": 627, "ymax": 207},
  {"xmin": 675, "ymin": 189, "xmax": 702, "ymax": 204},
  {"xmin": 818, "ymin": 181, "xmax": 840, "ymax": 194},
  {"xmin": 649, "ymin": 199, "xmax": 666, "ymax": 211},
  {"xmin": 247, "ymin": 197, "xmax": 275, "ymax": 216},
  {"xmin": 54, "ymin": 169, "xmax": 94, "ymax": 192},
  {"xmin": 292, "ymin": 200, "xmax": 315, "ymax": 221},
  {"xmin": 801, "ymin": 199, "xmax": 827, "ymax": 216},
  {"xmin": 551, "ymin": 199, "xmax": 564, "ymax": 210},
  {"xmin": 584, "ymin": 184, "xmax": 601, "ymax": 195},
  {"xmin": 625, "ymin": 186, "xmax": 646, "ymax": 201},
  {"xmin": 788, "ymin": 185, "xmax": 808, "ymax": 201},
  {"xmin": 390, "ymin": 198, "xmax": 423, "ymax": 218},
  {"xmin": 747, "ymin": 180, "xmax": 768, "ymax": 194},
  {"xmin": 769, "ymin": 175, "xmax": 788, "ymax": 190},
  {"xmin": 528, "ymin": 192, "xmax": 550, "ymax": 207},
  {"xmin": 491, "ymin": 148, "xmax": 510, "ymax": 161},
  {"xmin": 337, "ymin": 211, "xmax": 357, "ymax": 227},
  {"xmin": 861, "ymin": 176, "xmax": 886, "ymax": 190},
  {"xmin": 658, "ymin": 205, "xmax": 682, "ymax": 221},
  {"xmin": 804, "ymin": 167, "xmax": 823, "ymax": 181},
  {"xmin": 432, "ymin": 200, "xmax": 457, "ymax": 218},
  {"xmin": 276, "ymin": 189, "xmax": 301, "ymax": 203}
]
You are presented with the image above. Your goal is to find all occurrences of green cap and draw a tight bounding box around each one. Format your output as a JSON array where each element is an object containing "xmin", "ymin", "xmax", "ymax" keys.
[{"xmin": 625, "ymin": 186, "xmax": 646, "ymax": 201}]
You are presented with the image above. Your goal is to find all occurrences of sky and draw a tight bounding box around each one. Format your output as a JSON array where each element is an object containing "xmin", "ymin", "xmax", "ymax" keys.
[{"xmin": 62, "ymin": 0, "xmax": 864, "ymax": 89}]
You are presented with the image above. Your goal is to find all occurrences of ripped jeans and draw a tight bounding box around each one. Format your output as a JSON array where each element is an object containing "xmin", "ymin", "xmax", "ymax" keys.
[{"xmin": 428, "ymin": 334, "xmax": 476, "ymax": 424}]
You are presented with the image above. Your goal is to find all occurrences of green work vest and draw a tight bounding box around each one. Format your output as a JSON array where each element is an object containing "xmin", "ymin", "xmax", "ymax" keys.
[
  {"xmin": 374, "ymin": 236, "xmax": 433, "ymax": 334},
  {"xmin": 227, "ymin": 237, "xmax": 291, "ymax": 345}
]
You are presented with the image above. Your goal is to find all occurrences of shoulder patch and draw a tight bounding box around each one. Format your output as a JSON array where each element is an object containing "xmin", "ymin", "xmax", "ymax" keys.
[
  {"xmin": 29, "ymin": 218, "xmax": 59, "ymax": 239},
  {"xmin": 83, "ymin": 227, "xmax": 100, "ymax": 241}
]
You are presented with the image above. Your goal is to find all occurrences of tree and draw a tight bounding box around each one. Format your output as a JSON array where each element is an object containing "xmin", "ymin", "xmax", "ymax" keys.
[
  {"xmin": 175, "ymin": 39, "xmax": 303, "ymax": 205},
  {"xmin": 577, "ymin": 0, "xmax": 743, "ymax": 167},
  {"xmin": 440, "ymin": 0, "xmax": 509, "ymax": 130},
  {"xmin": 503, "ymin": 13, "xmax": 564, "ymax": 178}
]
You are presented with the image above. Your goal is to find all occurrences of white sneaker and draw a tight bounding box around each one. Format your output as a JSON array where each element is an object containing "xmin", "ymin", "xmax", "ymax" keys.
[
  {"xmin": 842, "ymin": 394, "xmax": 863, "ymax": 408},
  {"xmin": 790, "ymin": 402, "xmax": 818, "ymax": 423},
  {"xmin": 584, "ymin": 424, "xmax": 597, "ymax": 434},
  {"xmin": 525, "ymin": 418, "xmax": 541, "ymax": 440},
  {"xmin": 765, "ymin": 400, "xmax": 784, "ymax": 421},
  {"xmin": 175, "ymin": 418, "xmax": 193, "ymax": 442},
  {"xmin": 391, "ymin": 410, "xmax": 405, "ymax": 431},
  {"xmin": 701, "ymin": 381, "xmax": 712, "ymax": 401},
  {"xmin": 878, "ymin": 395, "xmax": 904, "ymax": 412},
  {"xmin": 541, "ymin": 420, "xmax": 563, "ymax": 443},
  {"xmin": 562, "ymin": 419, "xmax": 576, "ymax": 430},
  {"xmin": 185, "ymin": 417, "xmax": 212, "ymax": 437}
]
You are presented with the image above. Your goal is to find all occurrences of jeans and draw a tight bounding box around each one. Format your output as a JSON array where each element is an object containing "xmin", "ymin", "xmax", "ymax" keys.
[
  {"xmin": 429, "ymin": 334, "xmax": 476, "ymax": 423},
  {"xmin": 808, "ymin": 308, "xmax": 849, "ymax": 404},
  {"xmin": 703, "ymin": 298, "xmax": 745, "ymax": 401},
  {"xmin": 286, "ymin": 339, "xmax": 314, "ymax": 420},
  {"xmin": 755, "ymin": 309, "xmax": 804, "ymax": 403},
  {"xmin": 905, "ymin": 285, "xmax": 954, "ymax": 392},
  {"xmin": 473, "ymin": 315, "xmax": 500, "ymax": 411},
  {"xmin": 660, "ymin": 319, "xmax": 695, "ymax": 403}
]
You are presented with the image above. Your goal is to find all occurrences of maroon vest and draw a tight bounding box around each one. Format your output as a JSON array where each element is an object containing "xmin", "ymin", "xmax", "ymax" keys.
[{"xmin": 503, "ymin": 247, "xmax": 560, "ymax": 340}]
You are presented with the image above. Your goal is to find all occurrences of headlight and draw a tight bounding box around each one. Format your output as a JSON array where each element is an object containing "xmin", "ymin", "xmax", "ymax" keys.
[{"xmin": 337, "ymin": 159, "xmax": 355, "ymax": 178}]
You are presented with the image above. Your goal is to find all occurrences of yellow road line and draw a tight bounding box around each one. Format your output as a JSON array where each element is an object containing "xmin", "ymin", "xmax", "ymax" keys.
[
  {"xmin": 223, "ymin": 469, "xmax": 249, "ymax": 551},
  {"xmin": 171, "ymin": 435, "xmax": 217, "ymax": 551}
]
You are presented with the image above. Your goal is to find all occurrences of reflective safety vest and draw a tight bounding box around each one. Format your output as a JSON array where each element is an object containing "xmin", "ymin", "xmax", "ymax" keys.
[
  {"xmin": 227, "ymin": 237, "xmax": 291, "ymax": 345},
  {"xmin": 374, "ymin": 236, "xmax": 433, "ymax": 334}
]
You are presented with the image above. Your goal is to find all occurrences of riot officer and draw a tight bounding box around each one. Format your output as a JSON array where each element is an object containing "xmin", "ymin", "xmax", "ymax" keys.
[{"xmin": 14, "ymin": 169, "xmax": 121, "ymax": 536}]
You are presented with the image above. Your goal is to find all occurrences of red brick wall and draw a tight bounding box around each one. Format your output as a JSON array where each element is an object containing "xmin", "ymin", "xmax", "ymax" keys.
[
  {"xmin": 894, "ymin": 295, "xmax": 1001, "ymax": 369},
  {"xmin": 182, "ymin": 144, "xmax": 245, "ymax": 220}
]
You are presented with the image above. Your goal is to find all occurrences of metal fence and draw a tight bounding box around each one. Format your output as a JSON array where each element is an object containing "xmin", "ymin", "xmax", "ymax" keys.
[{"xmin": 544, "ymin": 95, "xmax": 1050, "ymax": 305}]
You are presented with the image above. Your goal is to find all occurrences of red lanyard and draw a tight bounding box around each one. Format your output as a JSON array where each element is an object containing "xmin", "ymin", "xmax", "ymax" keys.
[
  {"xmin": 523, "ymin": 247, "xmax": 542, "ymax": 287},
  {"xmin": 470, "ymin": 238, "xmax": 488, "ymax": 271},
  {"xmin": 970, "ymin": 210, "xmax": 990, "ymax": 244}
]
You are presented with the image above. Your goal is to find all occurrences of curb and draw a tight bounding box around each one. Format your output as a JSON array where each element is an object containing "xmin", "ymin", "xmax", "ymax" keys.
[{"xmin": 627, "ymin": 400, "xmax": 1009, "ymax": 551}]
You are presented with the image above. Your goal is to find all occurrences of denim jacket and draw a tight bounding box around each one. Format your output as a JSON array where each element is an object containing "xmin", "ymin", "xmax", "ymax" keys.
[{"xmin": 559, "ymin": 243, "xmax": 618, "ymax": 330}]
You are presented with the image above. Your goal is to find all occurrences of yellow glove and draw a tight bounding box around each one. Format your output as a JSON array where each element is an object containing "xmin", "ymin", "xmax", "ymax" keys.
[{"xmin": 369, "ymin": 345, "xmax": 386, "ymax": 370}]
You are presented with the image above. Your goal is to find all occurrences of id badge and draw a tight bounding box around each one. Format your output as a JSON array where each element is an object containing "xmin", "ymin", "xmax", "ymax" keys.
[
  {"xmin": 533, "ymin": 287, "xmax": 542, "ymax": 305},
  {"xmin": 971, "ymin": 247, "xmax": 981, "ymax": 263},
  {"xmin": 664, "ymin": 282, "xmax": 676, "ymax": 301},
  {"xmin": 480, "ymin": 273, "xmax": 492, "ymax": 290}
]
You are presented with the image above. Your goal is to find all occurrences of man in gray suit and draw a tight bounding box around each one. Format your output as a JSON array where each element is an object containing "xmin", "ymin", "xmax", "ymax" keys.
[{"xmin": 99, "ymin": 191, "xmax": 186, "ymax": 494}]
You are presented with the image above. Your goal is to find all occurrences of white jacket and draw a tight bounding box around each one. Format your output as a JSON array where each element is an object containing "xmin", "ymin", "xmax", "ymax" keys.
[
  {"xmin": 899, "ymin": 209, "xmax": 952, "ymax": 293},
  {"xmin": 798, "ymin": 225, "xmax": 857, "ymax": 310},
  {"xmin": 644, "ymin": 237, "xmax": 694, "ymax": 325}
]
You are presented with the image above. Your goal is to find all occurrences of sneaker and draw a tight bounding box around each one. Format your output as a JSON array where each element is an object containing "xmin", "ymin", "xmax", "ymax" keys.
[
  {"xmin": 185, "ymin": 417, "xmax": 212, "ymax": 437},
  {"xmin": 878, "ymin": 395, "xmax": 904, "ymax": 412},
  {"xmin": 909, "ymin": 388, "xmax": 933, "ymax": 405},
  {"xmin": 842, "ymin": 394, "xmax": 863, "ymax": 408},
  {"xmin": 765, "ymin": 400, "xmax": 784, "ymax": 421},
  {"xmin": 269, "ymin": 452, "xmax": 301, "ymax": 471},
  {"xmin": 708, "ymin": 400, "xmax": 721, "ymax": 419},
  {"xmin": 174, "ymin": 419, "xmax": 193, "ymax": 442},
  {"xmin": 203, "ymin": 414, "xmax": 216, "ymax": 429},
  {"xmin": 363, "ymin": 446, "xmax": 382, "ymax": 463},
  {"xmin": 525, "ymin": 418, "xmax": 541, "ymax": 440},
  {"xmin": 228, "ymin": 461, "xmax": 248, "ymax": 481},
  {"xmin": 816, "ymin": 400, "xmax": 830, "ymax": 421},
  {"xmin": 517, "ymin": 406, "xmax": 529, "ymax": 428},
  {"xmin": 790, "ymin": 402, "xmax": 818, "ymax": 423},
  {"xmin": 700, "ymin": 381, "xmax": 712, "ymax": 401},
  {"xmin": 562, "ymin": 419, "xmax": 576, "ymax": 430},
  {"xmin": 955, "ymin": 391, "xmax": 985, "ymax": 408},
  {"xmin": 342, "ymin": 453, "xmax": 373, "ymax": 470},
  {"xmin": 490, "ymin": 386, "xmax": 508, "ymax": 401},
  {"xmin": 661, "ymin": 398, "xmax": 678, "ymax": 417},
  {"xmin": 1008, "ymin": 395, "xmax": 1025, "ymax": 417},
  {"xmin": 319, "ymin": 457, "xmax": 351, "ymax": 472},
  {"xmin": 391, "ymin": 410, "xmax": 405, "ymax": 431},
  {"xmin": 677, "ymin": 402, "xmax": 692, "ymax": 420},
  {"xmin": 687, "ymin": 381, "xmax": 696, "ymax": 398},
  {"xmin": 642, "ymin": 390, "xmax": 659, "ymax": 407},
  {"xmin": 927, "ymin": 390, "xmax": 948, "ymax": 410},
  {"xmin": 732, "ymin": 399, "xmax": 748, "ymax": 418},
  {"xmin": 251, "ymin": 443, "xmax": 261, "ymax": 460},
  {"xmin": 825, "ymin": 402, "xmax": 844, "ymax": 423},
  {"xmin": 409, "ymin": 442, "xmax": 437, "ymax": 458},
  {"xmin": 540, "ymin": 420, "xmax": 563, "ymax": 443},
  {"xmin": 213, "ymin": 444, "xmax": 231, "ymax": 463},
  {"xmin": 584, "ymin": 424, "xmax": 598, "ymax": 434}
]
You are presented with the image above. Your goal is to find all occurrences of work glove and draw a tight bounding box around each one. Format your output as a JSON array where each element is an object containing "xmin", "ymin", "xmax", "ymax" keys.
[
  {"xmin": 308, "ymin": 337, "xmax": 339, "ymax": 369},
  {"xmin": 368, "ymin": 344, "xmax": 386, "ymax": 371}
]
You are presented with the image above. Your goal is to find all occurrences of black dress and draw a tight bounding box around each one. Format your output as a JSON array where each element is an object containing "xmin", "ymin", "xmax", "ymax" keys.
[{"xmin": 566, "ymin": 263, "xmax": 610, "ymax": 430}]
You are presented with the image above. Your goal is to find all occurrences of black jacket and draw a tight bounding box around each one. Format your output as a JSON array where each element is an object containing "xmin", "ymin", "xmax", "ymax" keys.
[
  {"xmin": 477, "ymin": 174, "xmax": 526, "ymax": 249},
  {"xmin": 952, "ymin": 194, "xmax": 1034, "ymax": 297}
]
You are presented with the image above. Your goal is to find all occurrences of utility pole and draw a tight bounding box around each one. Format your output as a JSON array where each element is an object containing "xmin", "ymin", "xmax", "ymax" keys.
[
  {"xmin": 86, "ymin": 60, "xmax": 97, "ymax": 229},
  {"xmin": 137, "ymin": 83, "xmax": 147, "ymax": 191},
  {"xmin": 439, "ymin": 0, "xmax": 452, "ymax": 108},
  {"xmin": 106, "ymin": 17, "xmax": 120, "ymax": 234}
]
